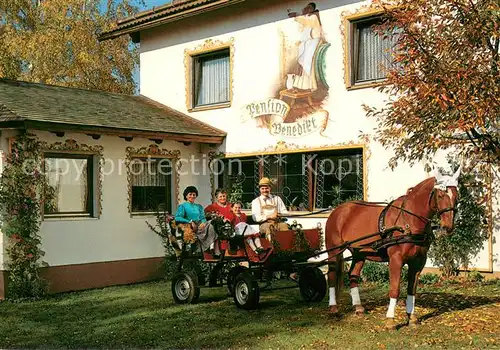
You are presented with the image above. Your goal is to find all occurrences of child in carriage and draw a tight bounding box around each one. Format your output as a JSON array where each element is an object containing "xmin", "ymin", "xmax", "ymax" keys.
[{"xmin": 231, "ymin": 201, "xmax": 266, "ymax": 254}]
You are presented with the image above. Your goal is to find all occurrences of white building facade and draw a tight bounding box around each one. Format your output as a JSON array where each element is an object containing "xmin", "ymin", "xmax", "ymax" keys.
[
  {"xmin": 0, "ymin": 0, "xmax": 497, "ymax": 297},
  {"xmin": 123, "ymin": 0, "xmax": 497, "ymax": 274}
]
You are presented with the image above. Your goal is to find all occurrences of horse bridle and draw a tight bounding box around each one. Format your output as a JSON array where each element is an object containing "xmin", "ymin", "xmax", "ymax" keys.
[{"xmin": 429, "ymin": 187, "xmax": 458, "ymax": 218}]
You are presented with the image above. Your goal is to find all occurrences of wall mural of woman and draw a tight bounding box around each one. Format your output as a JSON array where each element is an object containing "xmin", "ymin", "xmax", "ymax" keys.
[
  {"xmin": 281, "ymin": 2, "xmax": 330, "ymax": 121},
  {"xmin": 241, "ymin": 2, "xmax": 331, "ymax": 138},
  {"xmin": 287, "ymin": 2, "xmax": 324, "ymax": 92}
]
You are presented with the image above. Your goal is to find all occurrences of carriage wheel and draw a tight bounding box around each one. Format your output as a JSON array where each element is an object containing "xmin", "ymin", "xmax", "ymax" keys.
[
  {"xmin": 233, "ymin": 271, "xmax": 260, "ymax": 310},
  {"xmin": 227, "ymin": 266, "xmax": 248, "ymax": 296},
  {"xmin": 299, "ymin": 267, "xmax": 327, "ymax": 302},
  {"xmin": 171, "ymin": 270, "xmax": 200, "ymax": 304}
]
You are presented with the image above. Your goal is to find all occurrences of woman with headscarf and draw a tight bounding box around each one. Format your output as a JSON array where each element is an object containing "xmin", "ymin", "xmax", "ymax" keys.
[{"xmin": 175, "ymin": 186, "xmax": 220, "ymax": 257}]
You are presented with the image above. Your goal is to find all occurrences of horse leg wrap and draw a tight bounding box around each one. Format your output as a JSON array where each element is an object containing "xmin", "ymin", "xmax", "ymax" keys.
[
  {"xmin": 350, "ymin": 287, "xmax": 361, "ymax": 306},
  {"xmin": 386, "ymin": 298, "xmax": 397, "ymax": 318},
  {"xmin": 329, "ymin": 287, "xmax": 337, "ymax": 306},
  {"xmin": 406, "ymin": 295, "xmax": 415, "ymax": 314}
]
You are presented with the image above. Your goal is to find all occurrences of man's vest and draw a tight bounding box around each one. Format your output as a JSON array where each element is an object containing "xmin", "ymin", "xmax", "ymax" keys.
[{"xmin": 259, "ymin": 196, "xmax": 278, "ymax": 220}]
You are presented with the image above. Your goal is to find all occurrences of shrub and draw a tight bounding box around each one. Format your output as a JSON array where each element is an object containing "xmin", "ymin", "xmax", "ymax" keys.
[
  {"xmin": 428, "ymin": 163, "xmax": 488, "ymax": 277},
  {"xmin": 443, "ymin": 278, "xmax": 460, "ymax": 285},
  {"xmin": 482, "ymin": 278, "xmax": 500, "ymax": 286},
  {"xmin": 419, "ymin": 273, "xmax": 440, "ymax": 285},
  {"xmin": 361, "ymin": 261, "xmax": 389, "ymax": 283},
  {"xmin": 0, "ymin": 132, "xmax": 48, "ymax": 299},
  {"xmin": 401, "ymin": 265, "xmax": 408, "ymax": 282},
  {"xmin": 360, "ymin": 261, "xmax": 409, "ymax": 284},
  {"xmin": 146, "ymin": 209, "xmax": 211, "ymax": 284},
  {"xmin": 228, "ymin": 181, "xmax": 243, "ymax": 204},
  {"xmin": 466, "ymin": 270, "xmax": 484, "ymax": 283}
]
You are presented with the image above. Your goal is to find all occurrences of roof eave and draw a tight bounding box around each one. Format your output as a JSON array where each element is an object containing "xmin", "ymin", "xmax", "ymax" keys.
[
  {"xmin": 0, "ymin": 120, "xmax": 225, "ymax": 145},
  {"xmin": 98, "ymin": 0, "xmax": 246, "ymax": 42}
]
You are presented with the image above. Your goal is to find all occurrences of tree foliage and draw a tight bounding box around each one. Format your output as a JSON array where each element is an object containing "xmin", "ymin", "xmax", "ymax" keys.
[
  {"xmin": 0, "ymin": 0, "xmax": 144, "ymax": 94},
  {"xmin": 365, "ymin": 0, "xmax": 500, "ymax": 167}
]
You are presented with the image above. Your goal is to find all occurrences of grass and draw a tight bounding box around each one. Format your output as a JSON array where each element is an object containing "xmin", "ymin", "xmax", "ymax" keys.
[{"xmin": 0, "ymin": 278, "xmax": 499, "ymax": 349}]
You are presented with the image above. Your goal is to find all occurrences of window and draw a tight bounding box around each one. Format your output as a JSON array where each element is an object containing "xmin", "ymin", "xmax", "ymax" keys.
[
  {"xmin": 216, "ymin": 148, "xmax": 364, "ymax": 211},
  {"xmin": 313, "ymin": 151, "xmax": 364, "ymax": 209},
  {"xmin": 130, "ymin": 157, "xmax": 174, "ymax": 213},
  {"xmin": 270, "ymin": 153, "xmax": 308, "ymax": 211},
  {"xmin": 192, "ymin": 48, "xmax": 230, "ymax": 108},
  {"xmin": 347, "ymin": 15, "xmax": 399, "ymax": 88},
  {"xmin": 44, "ymin": 153, "xmax": 96, "ymax": 216}
]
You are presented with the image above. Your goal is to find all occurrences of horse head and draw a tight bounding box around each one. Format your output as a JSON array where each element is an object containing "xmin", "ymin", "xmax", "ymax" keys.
[{"xmin": 432, "ymin": 167, "xmax": 460, "ymax": 233}]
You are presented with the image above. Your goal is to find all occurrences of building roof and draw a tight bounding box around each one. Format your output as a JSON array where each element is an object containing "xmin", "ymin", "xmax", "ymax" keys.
[
  {"xmin": 0, "ymin": 79, "xmax": 225, "ymax": 144},
  {"xmin": 99, "ymin": 0, "xmax": 246, "ymax": 42}
]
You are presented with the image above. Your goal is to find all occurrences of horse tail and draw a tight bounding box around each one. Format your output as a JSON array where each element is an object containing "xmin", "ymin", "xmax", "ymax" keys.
[{"xmin": 334, "ymin": 252, "xmax": 344, "ymax": 297}]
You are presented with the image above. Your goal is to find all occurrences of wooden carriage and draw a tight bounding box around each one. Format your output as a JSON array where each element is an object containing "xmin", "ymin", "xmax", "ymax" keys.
[{"xmin": 171, "ymin": 221, "xmax": 327, "ymax": 310}]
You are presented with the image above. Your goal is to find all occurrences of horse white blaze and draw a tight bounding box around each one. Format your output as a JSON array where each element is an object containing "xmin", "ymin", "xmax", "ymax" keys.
[
  {"xmin": 446, "ymin": 188, "xmax": 454, "ymax": 203},
  {"xmin": 406, "ymin": 295, "xmax": 415, "ymax": 314},
  {"xmin": 386, "ymin": 298, "xmax": 397, "ymax": 318},
  {"xmin": 329, "ymin": 287, "xmax": 337, "ymax": 306},
  {"xmin": 350, "ymin": 287, "xmax": 361, "ymax": 305}
]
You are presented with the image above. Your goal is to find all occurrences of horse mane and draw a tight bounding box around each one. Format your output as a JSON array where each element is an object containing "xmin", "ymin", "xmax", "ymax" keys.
[
  {"xmin": 349, "ymin": 177, "xmax": 436, "ymax": 207},
  {"xmin": 405, "ymin": 177, "xmax": 436, "ymax": 200}
]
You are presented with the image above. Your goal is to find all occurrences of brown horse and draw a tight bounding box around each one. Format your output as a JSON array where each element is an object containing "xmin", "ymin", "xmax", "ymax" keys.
[{"xmin": 325, "ymin": 168, "xmax": 460, "ymax": 329}]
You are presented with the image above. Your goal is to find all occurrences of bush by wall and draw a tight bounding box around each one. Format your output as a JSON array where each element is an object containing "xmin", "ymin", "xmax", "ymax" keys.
[
  {"xmin": 428, "ymin": 166, "xmax": 488, "ymax": 277},
  {"xmin": 0, "ymin": 132, "xmax": 47, "ymax": 299}
]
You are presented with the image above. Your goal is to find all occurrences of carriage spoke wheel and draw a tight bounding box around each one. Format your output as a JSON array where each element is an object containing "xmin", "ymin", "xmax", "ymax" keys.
[
  {"xmin": 299, "ymin": 267, "xmax": 327, "ymax": 302},
  {"xmin": 171, "ymin": 270, "xmax": 200, "ymax": 304},
  {"xmin": 233, "ymin": 271, "xmax": 260, "ymax": 310}
]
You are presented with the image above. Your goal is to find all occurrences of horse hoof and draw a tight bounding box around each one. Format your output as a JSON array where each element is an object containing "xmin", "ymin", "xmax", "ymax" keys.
[
  {"xmin": 354, "ymin": 305, "xmax": 365, "ymax": 315},
  {"xmin": 408, "ymin": 314, "xmax": 419, "ymax": 327},
  {"xmin": 385, "ymin": 318, "xmax": 397, "ymax": 330},
  {"xmin": 329, "ymin": 305, "xmax": 339, "ymax": 314}
]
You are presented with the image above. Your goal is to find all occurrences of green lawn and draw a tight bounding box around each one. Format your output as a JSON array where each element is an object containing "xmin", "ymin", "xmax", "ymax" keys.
[{"xmin": 0, "ymin": 279, "xmax": 499, "ymax": 349}]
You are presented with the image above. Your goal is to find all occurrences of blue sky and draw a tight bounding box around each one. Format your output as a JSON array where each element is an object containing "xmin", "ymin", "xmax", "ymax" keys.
[
  {"xmin": 99, "ymin": 1, "xmax": 172, "ymax": 12},
  {"xmin": 138, "ymin": 0, "xmax": 172, "ymax": 10}
]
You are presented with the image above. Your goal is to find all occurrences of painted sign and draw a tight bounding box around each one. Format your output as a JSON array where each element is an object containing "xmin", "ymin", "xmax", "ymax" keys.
[
  {"xmin": 241, "ymin": 98, "xmax": 289, "ymax": 121},
  {"xmin": 269, "ymin": 112, "xmax": 328, "ymax": 137},
  {"xmin": 242, "ymin": 98, "xmax": 329, "ymax": 137}
]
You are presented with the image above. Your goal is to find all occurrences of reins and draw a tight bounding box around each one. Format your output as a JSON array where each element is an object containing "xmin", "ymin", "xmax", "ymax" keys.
[
  {"xmin": 278, "ymin": 201, "xmax": 430, "ymax": 223},
  {"xmin": 279, "ymin": 207, "xmax": 333, "ymax": 218},
  {"xmin": 278, "ymin": 186, "xmax": 455, "ymax": 223}
]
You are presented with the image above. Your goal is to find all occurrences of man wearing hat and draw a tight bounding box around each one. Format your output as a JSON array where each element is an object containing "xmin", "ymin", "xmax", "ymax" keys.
[{"xmin": 251, "ymin": 177, "xmax": 289, "ymax": 237}]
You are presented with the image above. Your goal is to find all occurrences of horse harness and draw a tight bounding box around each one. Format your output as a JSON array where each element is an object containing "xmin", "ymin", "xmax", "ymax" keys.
[
  {"xmin": 285, "ymin": 186, "xmax": 458, "ymax": 262},
  {"xmin": 368, "ymin": 188, "xmax": 456, "ymax": 252}
]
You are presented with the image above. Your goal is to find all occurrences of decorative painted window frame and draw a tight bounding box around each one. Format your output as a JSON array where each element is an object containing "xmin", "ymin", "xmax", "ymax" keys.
[
  {"xmin": 125, "ymin": 144, "xmax": 181, "ymax": 216},
  {"xmin": 41, "ymin": 139, "xmax": 104, "ymax": 219},
  {"xmin": 209, "ymin": 137, "xmax": 371, "ymax": 217},
  {"xmin": 342, "ymin": 6, "xmax": 388, "ymax": 90},
  {"xmin": 184, "ymin": 38, "xmax": 235, "ymax": 112}
]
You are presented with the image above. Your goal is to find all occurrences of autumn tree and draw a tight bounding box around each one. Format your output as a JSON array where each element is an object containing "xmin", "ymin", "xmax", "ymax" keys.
[
  {"xmin": 365, "ymin": 0, "xmax": 499, "ymax": 167},
  {"xmin": 0, "ymin": 0, "xmax": 145, "ymax": 94}
]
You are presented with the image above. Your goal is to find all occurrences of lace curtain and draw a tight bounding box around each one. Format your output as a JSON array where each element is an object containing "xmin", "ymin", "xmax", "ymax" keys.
[{"xmin": 194, "ymin": 50, "xmax": 230, "ymax": 106}]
